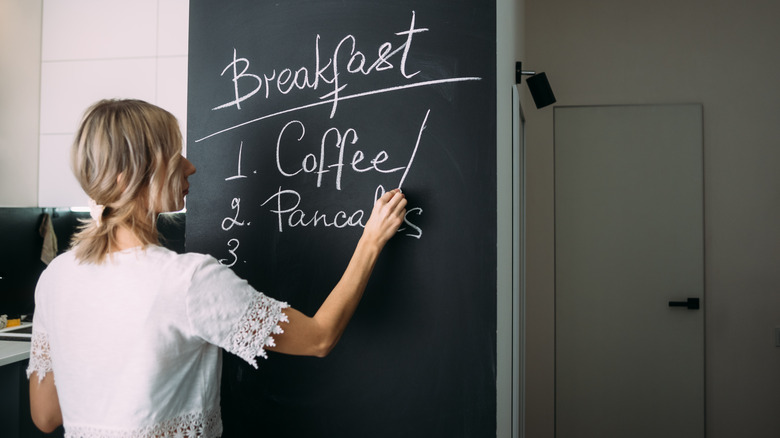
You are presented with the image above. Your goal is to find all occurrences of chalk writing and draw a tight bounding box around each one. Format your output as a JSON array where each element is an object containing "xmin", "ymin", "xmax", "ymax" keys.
[
  {"xmin": 261, "ymin": 187, "xmax": 366, "ymax": 231},
  {"xmin": 225, "ymin": 141, "xmax": 247, "ymax": 181},
  {"xmin": 196, "ymin": 10, "xmax": 480, "ymax": 144},
  {"xmin": 212, "ymin": 11, "xmax": 428, "ymax": 117},
  {"xmin": 218, "ymin": 238, "xmax": 240, "ymax": 267},
  {"xmin": 399, "ymin": 109, "xmax": 428, "ymax": 191},
  {"xmin": 260, "ymin": 187, "xmax": 422, "ymax": 234},
  {"xmin": 196, "ymin": 77, "xmax": 479, "ymax": 143},
  {"xmin": 400, "ymin": 207, "xmax": 423, "ymax": 239},
  {"xmin": 206, "ymin": 11, "xmax": 478, "ymax": 249},
  {"xmin": 221, "ymin": 198, "xmax": 246, "ymax": 230},
  {"xmin": 274, "ymin": 114, "xmax": 429, "ymax": 190}
]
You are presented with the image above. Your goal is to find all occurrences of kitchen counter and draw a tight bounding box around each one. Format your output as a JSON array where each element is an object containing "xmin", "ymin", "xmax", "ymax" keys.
[
  {"xmin": 0, "ymin": 340, "xmax": 30, "ymax": 367},
  {"xmin": 0, "ymin": 322, "xmax": 32, "ymax": 367}
]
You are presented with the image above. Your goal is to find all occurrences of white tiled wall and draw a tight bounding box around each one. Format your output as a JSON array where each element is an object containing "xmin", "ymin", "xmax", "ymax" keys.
[
  {"xmin": 38, "ymin": 0, "xmax": 189, "ymax": 207},
  {"xmin": 0, "ymin": 0, "xmax": 42, "ymax": 207}
]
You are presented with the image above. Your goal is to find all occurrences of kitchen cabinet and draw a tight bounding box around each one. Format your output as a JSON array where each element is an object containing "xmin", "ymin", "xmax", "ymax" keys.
[{"xmin": 0, "ymin": 342, "xmax": 63, "ymax": 438}]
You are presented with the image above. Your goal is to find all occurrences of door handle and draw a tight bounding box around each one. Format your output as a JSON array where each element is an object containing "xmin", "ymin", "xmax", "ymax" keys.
[{"xmin": 668, "ymin": 297, "xmax": 700, "ymax": 310}]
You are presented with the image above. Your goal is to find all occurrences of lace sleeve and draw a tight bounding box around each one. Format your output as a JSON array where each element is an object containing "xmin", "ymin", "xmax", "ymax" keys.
[
  {"xmin": 26, "ymin": 330, "xmax": 53, "ymax": 382},
  {"xmin": 225, "ymin": 293, "xmax": 289, "ymax": 369},
  {"xmin": 186, "ymin": 255, "xmax": 291, "ymax": 368}
]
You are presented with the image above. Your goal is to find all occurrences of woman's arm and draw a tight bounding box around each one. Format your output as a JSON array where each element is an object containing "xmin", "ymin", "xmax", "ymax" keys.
[
  {"xmin": 268, "ymin": 189, "xmax": 407, "ymax": 357},
  {"xmin": 29, "ymin": 371, "xmax": 63, "ymax": 433}
]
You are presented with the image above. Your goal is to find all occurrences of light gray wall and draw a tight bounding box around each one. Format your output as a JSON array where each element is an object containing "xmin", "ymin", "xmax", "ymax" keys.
[{"xmin": 523, "ymin": 0, "xmax": 780, "ymax": 437}]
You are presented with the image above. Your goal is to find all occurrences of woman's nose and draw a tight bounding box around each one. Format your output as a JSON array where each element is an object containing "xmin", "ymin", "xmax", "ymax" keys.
[{"xmin": 183, "ymin": 157, "xmax": 196, "ymax": 176}]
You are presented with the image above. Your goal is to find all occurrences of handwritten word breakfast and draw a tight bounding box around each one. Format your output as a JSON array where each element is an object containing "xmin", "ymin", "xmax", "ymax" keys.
[{"xmin": 212, "ymin": 11, "xmax": 429, "ymax": 118}]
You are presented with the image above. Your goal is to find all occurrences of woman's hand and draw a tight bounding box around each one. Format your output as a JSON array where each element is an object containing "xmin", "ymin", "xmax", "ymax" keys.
[
  {"xmin": 268, "ymin": 188, "xmax": 407, "ymax": 357},
  {"xmin": 361, "ymin": 189, "xmax": 407, "ymax": 248}
]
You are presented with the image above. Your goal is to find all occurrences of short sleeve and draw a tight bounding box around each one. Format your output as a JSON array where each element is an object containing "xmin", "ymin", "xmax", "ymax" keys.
[
  {"xmin": 27, "ymin": 271, "xmax": 53, "ymax": 382},
  {"xmin": 26, "ymin": 330, "xmax": 53, "ymax": 382},
  {"xmin": 185, "ymin": 256, "xmax": 289, "ymax": 368}
]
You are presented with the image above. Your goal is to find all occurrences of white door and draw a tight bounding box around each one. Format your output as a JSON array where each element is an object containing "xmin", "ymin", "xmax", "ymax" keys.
[{"xmin": 554, "ymin": 104, "xmax": 704, "ymax": 438}]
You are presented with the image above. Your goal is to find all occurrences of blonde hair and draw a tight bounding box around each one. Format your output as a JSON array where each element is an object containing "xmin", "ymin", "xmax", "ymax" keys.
[{"xmin": 70, "ymin": 99, "xmax": 184, "ymax": 263}]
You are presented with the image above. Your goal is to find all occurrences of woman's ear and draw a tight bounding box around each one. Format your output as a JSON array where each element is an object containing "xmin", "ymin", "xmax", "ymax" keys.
[{"xmin": 116, "ymin": 172, "xmax": 127, "ymax": 192}]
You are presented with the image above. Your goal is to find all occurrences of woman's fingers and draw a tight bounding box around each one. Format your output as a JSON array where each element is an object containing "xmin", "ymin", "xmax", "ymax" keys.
[
  {"xmin": 391, "ymin": 191, "xmax": 408, "ymax": 216},
  {"xmin": 380, "ymin": 189, "xmax": 406, "ymax": 223},
  {"xmin": 365, "ymin": 189, "xmax": 407, "ymax": 244}
]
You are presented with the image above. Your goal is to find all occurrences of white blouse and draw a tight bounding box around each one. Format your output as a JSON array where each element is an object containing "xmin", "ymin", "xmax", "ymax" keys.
[{"xmin": 27, "ymin": 245, "xmax": 289, "ymax": 438}]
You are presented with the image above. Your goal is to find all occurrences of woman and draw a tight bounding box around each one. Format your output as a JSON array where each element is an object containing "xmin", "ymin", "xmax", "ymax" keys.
[{"xmin": 27, "ymin": 99, "xmax": 406, "ymax": 437}]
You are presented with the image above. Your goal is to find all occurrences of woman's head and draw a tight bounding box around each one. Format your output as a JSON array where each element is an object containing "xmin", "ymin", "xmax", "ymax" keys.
[{"xmin": 71, "ymin": 99, "xmax": 192, "ymax": 263}]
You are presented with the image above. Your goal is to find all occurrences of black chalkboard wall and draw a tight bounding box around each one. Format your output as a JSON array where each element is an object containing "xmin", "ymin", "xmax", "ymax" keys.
[{"xmin": 186, "ymin": 1, "xmax": 496, "ymax": 436}]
